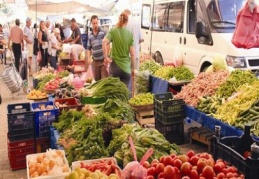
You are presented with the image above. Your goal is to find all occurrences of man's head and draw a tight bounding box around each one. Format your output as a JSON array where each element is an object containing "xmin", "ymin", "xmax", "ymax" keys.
[
  {"xmin": 15, "ymin": 19, "xmax": 20, "ymax": 26},
  {"xmin": 124, "ymin": 9, "xmax": 131, "ymax": 15},
  {"xmin": 70, "ymin": 18, "xmax": 77, "ymax": 30},
  {"xmin": 90, "ymin": 15, "xmax": 99, "ymax": 32},
  {"xmin": 45, "ymin": 20, "xmax": 50, "ymax": 28},
  {"xmin": 26, "ymin": 17, "xmax": 31, "ymax": 27},
  {"xmin": 53, "ymin": 28, "xmax": 60, "ymax": 37}
]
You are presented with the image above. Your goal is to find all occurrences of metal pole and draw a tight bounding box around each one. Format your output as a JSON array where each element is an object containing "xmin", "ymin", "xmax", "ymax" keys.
[{"xmin": 149, "ymin": 0, "xmax": 155, "ymax": 56}]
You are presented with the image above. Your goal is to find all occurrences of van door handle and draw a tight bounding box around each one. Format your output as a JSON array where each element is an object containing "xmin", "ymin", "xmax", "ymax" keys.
[
  {"xmin": 180, "ymin": 37, "xmax": 182, "ymax": 44},
  {"xmin": 146, "ymin": 32, "xmax": 148, "ymax": 34},
  {"xmin": 184, "ymin": 37, "xmax": 186, "ymax": 45}
]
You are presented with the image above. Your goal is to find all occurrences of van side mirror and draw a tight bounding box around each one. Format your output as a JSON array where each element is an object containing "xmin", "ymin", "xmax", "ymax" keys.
[{"xmin": 195, "ymin": 21, "xmax": 209, "ymax": 39}]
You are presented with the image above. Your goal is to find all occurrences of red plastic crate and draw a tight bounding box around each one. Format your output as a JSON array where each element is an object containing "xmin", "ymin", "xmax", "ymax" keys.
[
  {"xmin": 73, "ymin": 60, "xmax": 86, "ymax": 73},
  {"xmin": 54, "ymin": 97, "xmax": 83, "ymax": 112},
  {"xmin": 36, "ymin": 137, "xmax": 50, "ymax": 153},
  {"xmin": 8, "ymin": 139, "xmax": 36, "ymax": 170}
]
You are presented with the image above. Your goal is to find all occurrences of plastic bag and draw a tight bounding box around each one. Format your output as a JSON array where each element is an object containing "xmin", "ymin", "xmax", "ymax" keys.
[
  {"xmin": 122, "ymin": 136, "xmax": 153, "ymax": 179},
  {"xmin": 135, "ymin": 70, "xmax": 150, "ymax": 94},
  {"xmin": 173, "ymin": 45, "xmax": 183, "ymax": 66}
]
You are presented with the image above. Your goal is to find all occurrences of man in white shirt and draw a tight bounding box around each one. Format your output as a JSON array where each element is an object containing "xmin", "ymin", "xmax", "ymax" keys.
[
  {"xmin": 49, "ymin": 28, "xmax": 61, "ymax": 70},
  {"xmin": 23, "ymin": 17, "xmax": 34, "ymax": 75},
  {"xmin": 124, "ymin": 9, "xmax": 144, "ymax": 70}
]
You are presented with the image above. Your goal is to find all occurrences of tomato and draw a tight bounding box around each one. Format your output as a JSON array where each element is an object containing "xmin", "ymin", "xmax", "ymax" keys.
[
  {"xmin": 178, "ymin": 155, "xmax": 189, "ymax": 163},
  {"xmin": 226, "ymin": 172, "xmax": 235, "ymax": 178},
  {"xmin": 243, "ymin": 151, "xmax": 251, "ymax": 159},
  {"xmin": 170, "ymin": 153, "xmax": 177, "ymax": 159},
  {"xmin": 163, "ymin": 166, "xmax": 175, "ymax": 179},
  {"xmin": 201, "ymin": 166, "xmax": 215, "ymax": 179},
  {"xmin": 146, "ymin": 175, "xmax": 155, "ymax": 179},
  {"xmin": 160, "ymin": 156, "xmax": 166, "ymax": 164},
  {"xmin": 190, "ymin": 155, "xmax": 200, "ymax": 166},
  {"xmin": 147, "ymin": 166, "xmax": 156, "ymax": 176},
  {"xmin": 182, "ymin": 176, "xmax": 190, "ymax": 179},
  {"xmin": 187, "ymin": 150, "xmax": 196, "ymax": 159},
  {"xmin": 142, "ymin": 161, "xmax": 150, "ymax": 169},
  {"xmin": 206, "ymin": 158, "xmax": 215, "ymax": 167},
  {"xmin": 189, "ymin": 169, "xmax": 199, "ymax": 179},
  {"xmin": 163, "ymin": 156, "xmax": 173, "ymax": 166},
  {"xmin": 216, "ymin": 172, "xmax": 225, "ymax": 179},
  {"xmin": 213, "ymin": 163, "xmax": 223, "ymax": 174},
  {"xmin": 173, "ymin": 158, "xmax": 182, "ymax": 169},
  {"xmin": 180, "ymin": 162, "xmax": 192, "ymax": 176},
  {"xmin": 227, "ymin": 166, "xmax": 237, "ymax": 173},
  {"xmin": 155, "ymin": 163, "xmax": 165, "ymax": 175},
  {"xmin": 197, "ymin": 158, "xmax": 207, "ymax": 173},
  {"xmin": 157, "ymin": 172, "xmax": 165, "ymax": 179}
]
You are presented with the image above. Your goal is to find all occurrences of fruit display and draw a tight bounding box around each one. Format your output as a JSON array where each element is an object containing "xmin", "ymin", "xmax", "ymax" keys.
[
  {"xmin": 26, "ymin": 90, "xmax": 47, "ymax": 100},
  {"xmin": 33, "ymin": 67, "xmax": 55, "ymax": 80},
  {"xmin": 65, "ymin": 168, "xmax": 120, "ymax": 179},
  {"xmin": 27, "ymin": 149, "xmax": 70, "ymax": 178},
  {"xmin": 143, "ymin": 150, "xmax": 244, "ymax": 179},
  {"xmin": 129, "ymin": 93, "xmax": 154, "ymax": 106},
  {"xmin": 44, "ymin": 78, "xmax": 62, "ymax": 92}
]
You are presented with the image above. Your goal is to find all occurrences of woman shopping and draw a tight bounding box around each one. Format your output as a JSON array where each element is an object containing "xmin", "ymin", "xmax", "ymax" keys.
[
  {"xmin": 38, "ymin": 21, "xmax": 49, "ymax": 68},
  {"xmin": 102, "ymin": 12, "xmax": 135, "ymax": 86}
]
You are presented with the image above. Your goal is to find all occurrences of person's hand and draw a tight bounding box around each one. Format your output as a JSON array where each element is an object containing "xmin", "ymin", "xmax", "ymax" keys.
[{"xmin": 104, "ymin": 57, "xmax": 112, "ymax": 66}]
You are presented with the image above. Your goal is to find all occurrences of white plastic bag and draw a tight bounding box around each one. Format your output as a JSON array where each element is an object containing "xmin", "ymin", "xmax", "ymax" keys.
[
  {"xmin": 173, "ymin": 45, "xmax": 183, "ymax": 66},
  {"xmin": 2, "ymin": 65, "xmax": 23, "ymax": 93}
]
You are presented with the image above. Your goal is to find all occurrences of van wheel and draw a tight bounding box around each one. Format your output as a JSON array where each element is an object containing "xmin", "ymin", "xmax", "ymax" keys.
[{"xmin": 155, "ymin": 52, "xmax": 164, "ymax": 65}]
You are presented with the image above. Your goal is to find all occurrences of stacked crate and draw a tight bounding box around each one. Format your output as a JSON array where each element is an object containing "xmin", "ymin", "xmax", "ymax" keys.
[
  {"xmin": 7, "ymin": 103, "xmax": 36, "ymax": 170},
  {"xmin": 154, "ymin": 92, "xmax": 186, "ymax": 145},
  {"xmin": 31, "ymin": 101, "xmax": 59, "ymax": 153}
]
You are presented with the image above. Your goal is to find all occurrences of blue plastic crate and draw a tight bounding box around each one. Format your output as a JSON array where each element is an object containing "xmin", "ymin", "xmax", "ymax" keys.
[
  {"xmin": 50, "ymin": 126, "xmax": 64, "ymax": 150},
  {"xmin": 31, "ymin": 101, "xmax": 59, "ymax": 138},
  {"xmin": 7, "ymin": 103, "xmax": 34, "ymax": 141}
]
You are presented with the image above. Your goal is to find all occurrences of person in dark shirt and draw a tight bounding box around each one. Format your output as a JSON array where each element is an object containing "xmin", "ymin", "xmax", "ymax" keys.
[{"xmin": 63, "ymin": 18, "xmax": 82, "ymax": 45}]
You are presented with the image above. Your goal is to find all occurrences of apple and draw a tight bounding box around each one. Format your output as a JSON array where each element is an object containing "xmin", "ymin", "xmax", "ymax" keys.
[{"xmin": 180, "ymin": 162, "xmax": 192, "ymax": 176}]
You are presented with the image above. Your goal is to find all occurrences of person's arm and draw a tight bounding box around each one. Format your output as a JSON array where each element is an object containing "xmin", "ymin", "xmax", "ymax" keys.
[
  {"xmin": 72, "ymin": 28, "xmax": 81, "ymax": 44},
  {"xmin": 24, "ymin": 29, "xmax": 32, "ymax": 44},
  {"xmin": 38, "ymin": 31, "xmax": 44, "ymax": 45},
  {"xmin": 102, "ymin": 37, "xmax": 111, "ymax": 65},
  {"xmin": 129, "ymin": 46, "xmax": 135, "ymax": 72}
]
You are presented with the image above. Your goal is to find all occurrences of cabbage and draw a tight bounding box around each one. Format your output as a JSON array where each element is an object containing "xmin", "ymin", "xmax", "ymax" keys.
[
  {"xmin": 205, "ymin": 65, "xmax": 214, "ymax": 73},
  {"xmin": 212, "ymin": 56, "xmax": 228, "ymax": 70}
]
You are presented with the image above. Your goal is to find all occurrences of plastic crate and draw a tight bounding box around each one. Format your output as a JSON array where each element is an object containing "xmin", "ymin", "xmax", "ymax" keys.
[
  {"xmin": 81, "ymin": 96, "xmax": 107, "ymax": 104},
  {"xmin": 8, "ymin": 138, "xmax": 36, "ymax": 170},
  {"xmin": 31, "ymin": 101, "xmax": 59, "ymax": 138},
  {"xmin": 36, "ymin": 137, "xmax": 50, "ymax": 153},
  {"xmin": 7, "ymin": 103, "xmax": 34, "ymax": 141},
  {"xmin": 212, "ymin": 136, "xmax": 259, "ymax": 179},
  {"xmin": 155, "ymin": 118, "xmax": 184, "ymax": 145},
  {"xmin": 73, "ymin": 60, "xmax": 86, "ymax": 73},
  {"xmin": 50, "ymin": 126, "xmax": 64, "ymax": 150},
  {"xmin": 54, "ymin": 97, "xmax": 83, "ymax": 112},
  {"xmin": 33, "ymin": 78, "xmax": 40, "ymax": 89},
  {"xmin": 154, "ymin": 92, "xmax": 185, "ymax": 124}
]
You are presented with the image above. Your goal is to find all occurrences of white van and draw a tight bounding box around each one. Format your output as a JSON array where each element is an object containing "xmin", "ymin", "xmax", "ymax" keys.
[
  {"xmin": 86, "ymin": 16, "xmax": 115, "ymax": 33},
  {"xmin": 141, "ymin": 0, "xmax": 259, "ymax": 76}
]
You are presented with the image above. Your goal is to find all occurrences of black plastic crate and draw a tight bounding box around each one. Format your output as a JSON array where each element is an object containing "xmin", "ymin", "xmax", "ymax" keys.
[
  {"xmin": 154, "ymin": 92, "xmax": 185, "ymax": 124},
  {"xmin": 155, "ymin": 118, "xmax": 184, "ymax": 145},
  {"xmin": 212, "ymin": 136, "xmax": 259, "ymax": 179},
  {"xmin": 7, "ymin": 103, "xmax": 35, "ymax": 141}
]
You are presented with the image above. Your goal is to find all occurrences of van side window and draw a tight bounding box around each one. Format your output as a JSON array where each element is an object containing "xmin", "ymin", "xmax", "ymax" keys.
[
  {"xmin": 152, "ymin": 3, "xmax": 168, "ymax": 30},
  {"xmin": 166, "ymin": 2, "xmax": 185, "ymax": 33},
  {"xmin": 188, "ymin": 0, "xmax": 196, "ymax": 33}
]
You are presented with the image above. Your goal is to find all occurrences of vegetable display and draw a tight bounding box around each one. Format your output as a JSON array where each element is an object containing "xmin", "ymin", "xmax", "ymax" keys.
[
  {"xmin": 215, "ymin": 70, "xmax": 257, "ymax": 98},
  {"xmin": 134, "ymin": 70, "xmax": 150, "ymax": 94},
  {"xmin": 128, "ymin": 93, "xmax": 154, "ymax": 106},
  {"xmin": 171, "ymin": 66, "xmax": 194, "ymax": 81},
  {"xmin": 175, "ymin": 70, "xmax": 229, "ymax": 106},
  {"xmin": 139, "ymin": 59, "xmax": 161, "ymax": 74},
  {"xmin": 153, "ymin": 66, "xmax": 175, "ymax": 80}
]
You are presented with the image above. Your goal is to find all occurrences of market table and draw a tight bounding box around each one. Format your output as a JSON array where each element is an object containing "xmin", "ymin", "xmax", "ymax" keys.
[{"xmin": 184, "ymin": 105, "xmax": 243, "ymax": 137}]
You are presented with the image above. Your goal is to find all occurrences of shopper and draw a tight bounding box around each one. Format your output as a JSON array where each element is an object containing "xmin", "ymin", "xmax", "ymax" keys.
[
  {"xmin": 87, "ymin": 15, "xmax": 108, "ymax": 81},
  {"xmin": 23, "ymin": 17, "xmax": 34, "ymax": 75},
  {"xmin": 0, "ymin": 24, "xmax": 5, "ymax": 64},
  {"xmin": 102, "ymin": 12, "xmax": 135, "ymax": 86},
  {"xmin": 64, "ymin": 18, "xmax": 82, "ymax": 45},
  {"xmin": 63, "ymin": 43, "xmax": 85, "ymax": 70},
  {"xmin": 49, "ymin": 28, "xmax": 61, "ymax": 70},
  {"xmin": 124, "ymin": 9, "xmax": 144, "ymax": 70},
  {"xmin": 38, "ymin": 21, "xmax": 49, "ymax": 68},
  {"xmin": 8, "ymin": 19, "xmax": 24, "ymax": 71},
  {"xmin": 33, "ymin": 23, "xmax": 39, "ymax": 56}
]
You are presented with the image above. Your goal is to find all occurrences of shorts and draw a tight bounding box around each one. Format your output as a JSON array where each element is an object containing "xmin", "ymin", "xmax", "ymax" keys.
[{"xmin": 26, "ymin": 43, "xmax": 33, "ymax": 58}]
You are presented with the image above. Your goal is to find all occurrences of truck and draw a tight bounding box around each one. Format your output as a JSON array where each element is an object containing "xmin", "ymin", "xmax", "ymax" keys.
[{"xmin": 141, "ymin": 0, "xmax": 259, "ymax": 76}]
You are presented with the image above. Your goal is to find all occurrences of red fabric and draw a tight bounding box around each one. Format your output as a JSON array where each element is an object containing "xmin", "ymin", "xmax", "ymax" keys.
[{"xmin": 232, "ymin": 2, "xmax": 259, "ymax": 49}]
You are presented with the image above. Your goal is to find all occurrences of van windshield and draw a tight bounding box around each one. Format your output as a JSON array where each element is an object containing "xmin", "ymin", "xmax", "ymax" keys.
[{"xmin": 206, "ymin": 0, "xmax": 245, "ymax": 29}]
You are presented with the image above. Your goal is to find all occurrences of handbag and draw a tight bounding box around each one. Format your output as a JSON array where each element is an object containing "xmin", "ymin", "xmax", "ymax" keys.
[{"xmin": 37, "ymin": 51, "xmax": 42, "ymax": 62}]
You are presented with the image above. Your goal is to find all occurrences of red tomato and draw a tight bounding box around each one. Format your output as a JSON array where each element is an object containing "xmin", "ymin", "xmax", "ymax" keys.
[
  {"xmin": 206, "ymin": 158, "xmax": 215, "ymax": 167},
  {"xmin": 173, "ymin": 158, "xmax": 182, "ymax": 169},
  {"xmin": 146, "ymin": 175, "xmax": 154, "ymax": 179},
  {"xmin": 180, "ymin": 162, "xmax": 192, "ymax": 176},
  {"xmin": 202, "ymin": 166, "xmax": 215, "ymax": 179},
  {"xmin": 226, "ymin": 172, "xmax": 235, "ymax": 178},
  {"xmin": 163, "ymin": 156, "xmax": 173, "ymax": 166},
  {"xmin": 157, "ymin": 172, "xmax": 165, "ymax": 179},
  {"xmin": 178, "ymin": 155, "xmax": 189, "ymax": 163},
  {"xmin": 213, "ymin": 163, "xmax": 223, "ymax": 174},
  {"xmin": 182, "ymin": 176, "xmax": 190, "ymax": 179},
  {"xmin": 227, "ymin": 166, "xmax": 237, "ymax": 173},
  {"xmin": 197, "ymin": 158, "xmax": 207, "ymax": 173},
  {"xmin": 163, "ymin": 166, "xmax": 175, "ymax": 179},
  {"xmin": 216, "ymin": 172, "xmax": 225, "ymax": 179},
  {"xmin": 190, "ymin": 155, "xmax": 200, "ymax": 166},
  {"xmin": 170, "ymin": 153, "xmax": 177, "ymax": 159},
  {"xmin": 160, "ymin": 156, "xmax": 166, "ymax": 164},
  {"xmin": 147, "ymin": 166, "xmax": 156, "ymax": 176},
  {"xmin": 142, "ymin": 161, "xmax": 150, "ymax": 169},
  {"xmin": 155, "ymin": 163, "xmax": 165, "ymax": 175},
  {"xmin": 187, "ymin": 150, "xmax": 196, "ymax": 159},
  {"xmin": 189, "ymin": 169, "xmax": 199, "ymax": 179}
]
